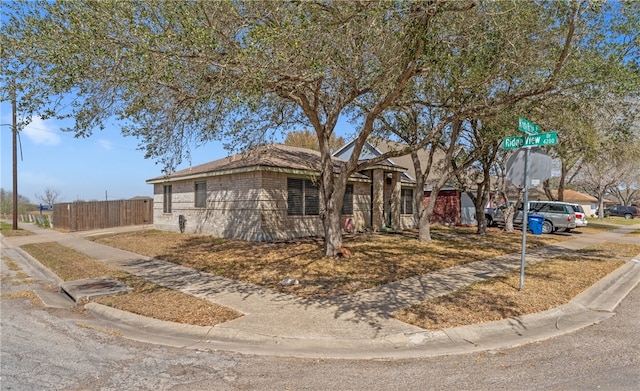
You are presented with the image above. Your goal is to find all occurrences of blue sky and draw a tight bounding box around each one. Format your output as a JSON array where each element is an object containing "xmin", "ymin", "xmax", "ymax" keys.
[
  {"xmin": 0, "ymin": 101, "xmax": 235, "ymax": 203},
  {"xmin": 1, "ymin": 100, "xmax": 356, "ymax": 204}
]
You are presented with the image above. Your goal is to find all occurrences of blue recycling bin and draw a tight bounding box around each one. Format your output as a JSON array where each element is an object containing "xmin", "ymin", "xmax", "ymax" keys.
[{"xmin": 528, "ymin": 214, "xmax": 544, "ymax": 235}]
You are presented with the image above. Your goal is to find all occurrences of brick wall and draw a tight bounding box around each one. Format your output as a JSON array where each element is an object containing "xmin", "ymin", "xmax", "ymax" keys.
[{"xmin": 152, "ymin": 170, "xmax": 374, "ymax": 241}]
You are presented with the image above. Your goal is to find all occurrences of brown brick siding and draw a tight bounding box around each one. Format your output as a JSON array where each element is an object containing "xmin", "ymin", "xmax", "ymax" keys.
[{"xmin": 152, "ymin": 170, "xmax": 373, "ymax": 241}]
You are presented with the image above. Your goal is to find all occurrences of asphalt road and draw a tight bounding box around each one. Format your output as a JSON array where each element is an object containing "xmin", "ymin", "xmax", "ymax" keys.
[{"xmin": 2, "ymin": 266, "xmax": 639, "ymax": 390}]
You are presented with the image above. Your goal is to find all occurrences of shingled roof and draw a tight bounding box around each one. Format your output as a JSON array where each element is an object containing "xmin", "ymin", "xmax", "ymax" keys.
[{"xmin": 147, "ymin": 144, "xmax": 370, "ymax": 183}]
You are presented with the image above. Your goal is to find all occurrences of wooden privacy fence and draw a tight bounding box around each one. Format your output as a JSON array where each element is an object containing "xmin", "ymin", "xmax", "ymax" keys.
[{"xmin": 52, "ymin": 198, "xmax": 153, "ymax": 232}]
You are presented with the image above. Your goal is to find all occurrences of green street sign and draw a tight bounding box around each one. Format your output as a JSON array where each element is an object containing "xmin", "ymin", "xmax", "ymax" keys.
[
  {"xmin": 518, "ymin": 117, "xmax": 540, "ymax": 135},
  {"xmin": 526, "ymin": 131, "xmax": 557, "ymax": 147},
  {"xmin": 503, "ymin": 135, "xmax": 525, "ymax": 150},
  {"xmin": 503, "ymin": 131, "xmax": 558, "ymax": 150}
]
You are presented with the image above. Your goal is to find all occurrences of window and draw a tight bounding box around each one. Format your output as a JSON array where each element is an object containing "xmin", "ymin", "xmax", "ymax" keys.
[
  {"xmin": 304, "ymin": 180, "xmax": 319, "ymax": 215},
  {"xmin": 401, "ymin": 188, "xmax": 414, "ymax": 215},
  {"xmin": 342, "ymin": 184, "xmax": 354, "ymax": 214},
  {"xmin": 287, "ymin": 178, "xmax": 319, "ymax": 216},
  {"xmin": 163, "ymin": 185, "xmax": 172, "ymax": 213},
  {"xmin": 548, "ymin": 204, "xmax": 565, "ymax": 213},
  {"xmin": 195, "ymin": 181, "xmax": 207, "ymax": 208},
  {"xmin": 288, "ymin": 179, "xmax": 354, "ymax": 216}
]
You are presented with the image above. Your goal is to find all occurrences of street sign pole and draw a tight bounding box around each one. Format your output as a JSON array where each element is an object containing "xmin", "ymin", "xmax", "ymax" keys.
[
  {"xmin": 519, "ymin": 147, "xmax": 531, "ymax": 290},
  {"xmin": 503, "ymin": 117, "xmax": 553, "ymax": 290}
]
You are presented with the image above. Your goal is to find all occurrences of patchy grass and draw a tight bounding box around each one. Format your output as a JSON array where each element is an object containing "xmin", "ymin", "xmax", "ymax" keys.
[
  {"xmin": 0, "ymin": 222, "xmax": 34, "ymax": 237},
  {"xmin": 4, "ymin": 258, "xmax": 21, "ymax": 271},
  {"xmin": 575, "ymin": 222, "xmax": 619, "ymax": 234},
  {"xmin": 580, "ymin": 220, "xmax": 640, "ymax": 237},
  {"xmin": 19, "ymin": 242, "xmax": 242, "ymax": 327},
  {"xmin": 1, "ymin": 290, "xmax": 43, "ymax": 305},
  {"xmin": 589, "ymin": 216, "xmax": 640, "ymax": 226},
  {"xmin": 625, "ymin": 228, "xmax": 640, "ymax": 236},
  {"xmin": 0, "ymin": 257, "xmax": 38, "ymax": 286},
  {"xmin": 394, "ymin": 242, "xmax": 640, "ymax": 330},
  {"xmin": 89, "ymin": 226, "xmax": 568, "ymax": 299},
  {"xmin": 20, "ymin": 242, "xmax": 115, "ymax": 281},
  {"xmin": 18, "ymin": 224, "xmax": 639, "ymax": 329}
]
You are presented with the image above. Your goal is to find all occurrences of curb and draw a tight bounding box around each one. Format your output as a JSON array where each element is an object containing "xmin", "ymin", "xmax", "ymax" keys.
[
  {"xmin": 572, "ymin": 258, "xmax": 640, "ymax": 312},
  {"xmin": 83, "ymin": 256, "xmax": 640, "ymax": 359},
  {"xmin": 5, "ymin": 225, "xmax": 640, "ymax": 359}
]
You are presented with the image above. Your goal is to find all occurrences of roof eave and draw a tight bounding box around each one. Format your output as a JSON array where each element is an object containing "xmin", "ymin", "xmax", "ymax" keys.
[{"xmin": 146, "ymin": 165, "xmax": 371, "ymax": 184}]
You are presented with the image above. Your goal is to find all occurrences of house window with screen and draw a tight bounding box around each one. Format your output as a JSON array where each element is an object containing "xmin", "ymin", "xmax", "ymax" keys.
[
  {"xmin": 401, "ymin": 188, "xmax": 413, "ymax": 215},
  {"xmin": 287, "ymin": 178, "xmax": 319, "ymax": 216},
  {"xmin": 163, "ymin": 185, "xmax": 172, "ymax": 213},
  {"xmin": 194, "ymin": 181, "xmax": 207, "ymax": 208},
  {"xmin": 342, "ymin": 184, "xmax": 354, "ymax": 214}
]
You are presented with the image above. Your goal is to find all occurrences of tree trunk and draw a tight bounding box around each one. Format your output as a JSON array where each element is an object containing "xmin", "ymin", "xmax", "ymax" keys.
[
  {"xmin": 475, "ymin": 190, "xmax": 488, "ymax": 235},
  {"xmin": 418, "ymin": 199, "xmax": 433, "ymax": 242},
  {"xmin": 557, "ymin": 164, "xmax": 568, "ymax": 201},
  {"xmin": 474, "ymin": 165, "xmax": 492, "ymax": 235},
  {"xmin": 318, "ymin": 133, "xmax": 347, "ymax": 258},
  {"xmin": 411, "ymin": 150, "xmax": 426, "ymax": 229},
  {"xmin": 418, "ymin": 186, "xmax": 440, "ymax": 242},
  {"xmin": 597, "ymin": 192, "xmax": 605, "ymax": 219},
  {"xmin": 323, "ymin": 202, "xmax": 343, "ymax": 257},
  {"xmin": 502, "ymin": 190, "xmax": 524, "ymax": 232}
]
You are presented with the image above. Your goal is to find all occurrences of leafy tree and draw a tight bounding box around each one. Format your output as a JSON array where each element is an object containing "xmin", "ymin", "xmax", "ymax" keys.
[
  {"xmin": 455, "ymin": 115, "xmax": 512, "ymax": 235},
  {"xmin": 0, "ymin": 188, "xmax": 34, "ymax": 215},
  {"xmin": 0, "ymin": 189, "xmax": 12, "ymax": 215},
  {"xmin": 2, "ymin": 0, "xmax": 473, "ymax": 255},
  {"xmin": 608, "ymin": 163, "xmax": 640, "ymax": 206},
  {"xmin": 372, "ymin": 0, "xmax": 597, "ymax": 241},
  {"xmin": 523, "ymin": 0, "xmax": 640, "ymax": 201},
  {"xmin": 574, "ymin": 110, "xmax": 640, "ymax": 217},
  {"xmin": 2, "ymin": 1, "xmax": 639, "ymax": 253}
]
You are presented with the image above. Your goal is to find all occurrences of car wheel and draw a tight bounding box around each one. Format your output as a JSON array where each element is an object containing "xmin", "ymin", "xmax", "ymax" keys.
[
  {"xmin": 542, "ymin": 220, "xmax": 553, "ymax": 234},
  {"xmin": 624, "ymin": 213, "xmax": 632, "ymax": 219}
]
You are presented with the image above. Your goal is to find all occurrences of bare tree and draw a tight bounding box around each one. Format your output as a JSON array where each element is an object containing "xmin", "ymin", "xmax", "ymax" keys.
[
  {"xmin": 284, "ymin": 130, "xmax": 344, "ymax": 153},
  {"xmin": 34, "ymin": 187, "xmax": 61, "ymax": 207}
]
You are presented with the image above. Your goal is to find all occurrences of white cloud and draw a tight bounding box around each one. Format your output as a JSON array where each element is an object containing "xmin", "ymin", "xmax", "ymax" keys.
[
  {"xmin": 97, "ymin": 139, "xmax": 113, "ymax": 150},
  {"xmin": 22, "ymin": 117, "xmax": 62, "ymax": 146}
]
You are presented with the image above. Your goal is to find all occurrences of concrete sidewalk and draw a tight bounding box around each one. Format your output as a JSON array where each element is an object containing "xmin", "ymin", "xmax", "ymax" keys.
[{"xmin": 2, "ymin": 223, "xmax": 639, "ymax": 359}]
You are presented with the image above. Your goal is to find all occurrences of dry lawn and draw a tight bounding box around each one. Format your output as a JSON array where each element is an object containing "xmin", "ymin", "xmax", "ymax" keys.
[
  {"xmin": 19, "ymin": 242, "xmax": 242, "ymax": 326},
  {"xmin": 0, "ymin": 222, "xmax": 35, "ymax": 237},
  {"xmin": 89, "ymin": 226, "xmax": 568, "ymax": 298},
  {"xmin": 18, "ymin": 223, "xmax": 640, "ymax": 330},
  {"xmin": 395, "ymin": 241, "xmax": 640, "ymax": 330}
]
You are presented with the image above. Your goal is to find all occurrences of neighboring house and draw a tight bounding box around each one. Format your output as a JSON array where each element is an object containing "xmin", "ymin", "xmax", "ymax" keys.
[
  {"xmin": 488, "ymin": 187, "xmax": 601, "ymax": 218},
  {"xmin": 548, "ymin": 189, "xmax": 598, "ymax": 217},
  {"xmin": 333, "ymin": 138, "xmax": 477, "ymax": 226},
  {"xmin": 146, "ymin": 144, "xmax": 407, "ymax": 241}
]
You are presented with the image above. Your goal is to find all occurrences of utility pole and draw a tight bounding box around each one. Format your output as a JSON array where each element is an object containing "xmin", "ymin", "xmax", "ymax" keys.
[{"xmin": 12, "ymin": 84, "xmax": 18, "ymax": 230}]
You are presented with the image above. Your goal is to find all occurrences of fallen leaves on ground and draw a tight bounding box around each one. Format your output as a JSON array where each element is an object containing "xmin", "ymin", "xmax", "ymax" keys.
[{"xmin": 17, "ymin": 224, "xmax": 638, "ymax": 329}]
